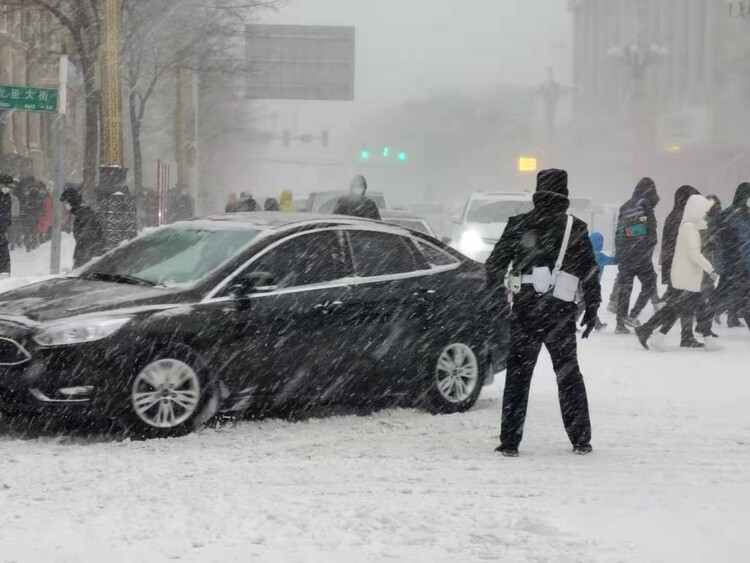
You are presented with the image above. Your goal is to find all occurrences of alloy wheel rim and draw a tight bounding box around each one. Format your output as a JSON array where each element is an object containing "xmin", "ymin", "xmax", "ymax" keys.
[
  {"xmin": 435, "ymin": 343, "xmax": 479, "ymax": 403},
  {"xmin": 131, "ymin": 359, "xmax": 200, "ymax": 429}
]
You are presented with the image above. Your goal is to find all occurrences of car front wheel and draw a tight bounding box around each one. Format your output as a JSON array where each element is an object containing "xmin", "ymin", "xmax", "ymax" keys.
[
  {"xmin": 423, "ymin": 341, "xmax": 484, "ymax": 414},
  {"xmin": 126, "ymin": 347, "xmax": 217, "ymax": 438}
]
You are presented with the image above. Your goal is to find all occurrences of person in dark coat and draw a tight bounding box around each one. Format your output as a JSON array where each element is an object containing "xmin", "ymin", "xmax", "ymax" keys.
[
  {"xmin": 228, "ymin": 192, "xmax": 257, "ymax": 213},
  {"xmin": 715, "ymin": 183, "xmax": 750, "ymax": 329},
  {"xmin": 659, "ymin": 185, "xmax": 704, "ymax": 346},
  {"xmin": 264, "ymin": 198, "xmax": 280, "ymax": 211},
  {"xmin": 333, "ymin": 175, "xmax": 381, "ymax": 220},
  {"xmin": 16, "ymin": 176, "xmax": 39, "ymax": 251},
  {"xmin": 486, "ymin": 169, "xmax": 600, "ymax": 457},
  {"xmin": 0, "ymin": 174, "xmax": 14, "ymax": 274},
  {"xmin": 614, "ymin": 177, "xmax": 661, "ymax": 334},
  {"xmin": 60, "ymin": 184, "xmax": 105, "ymax": 269},
  {"xmin": 167, "ymin": 186, "xmax": 194, "ymax": 223}
]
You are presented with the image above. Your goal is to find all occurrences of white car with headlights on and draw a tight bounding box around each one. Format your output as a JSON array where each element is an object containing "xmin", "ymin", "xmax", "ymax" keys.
[{"xmin": 447, "ymin": 192, "xmax": 533, "ymax": 262}]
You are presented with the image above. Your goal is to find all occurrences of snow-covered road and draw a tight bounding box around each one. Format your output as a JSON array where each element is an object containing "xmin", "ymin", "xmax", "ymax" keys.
[{"xmin": 0, "ymin": 251, "xmax": 748, "ymax": 562}]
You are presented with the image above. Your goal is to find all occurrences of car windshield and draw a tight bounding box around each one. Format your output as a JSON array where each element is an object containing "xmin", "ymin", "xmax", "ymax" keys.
[
  {"xmin": 81, "ymin": 226, "xmax": 260, "ymax": 287},
  {"xmin": 466, "ymin": 200, "xmax": 533, "ymax": 224}
]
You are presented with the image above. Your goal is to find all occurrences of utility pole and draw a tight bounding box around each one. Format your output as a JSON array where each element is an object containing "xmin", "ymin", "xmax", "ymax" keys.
[
  {"xmin": 97, "ymin": 0, "xmax": 137, "ymax": 248},
  {"xmin": 175, "ymin": 67, "xmax": 191, "ymax": 193},
  {"xmin": 50, "ymin": 56, "xmax": 68, "ymax": 275}
]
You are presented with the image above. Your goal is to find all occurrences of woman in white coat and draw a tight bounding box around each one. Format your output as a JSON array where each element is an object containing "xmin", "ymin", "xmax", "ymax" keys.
[{"xmin": 636, "ymin": 194, "xmax": 721, "ymax": 351}]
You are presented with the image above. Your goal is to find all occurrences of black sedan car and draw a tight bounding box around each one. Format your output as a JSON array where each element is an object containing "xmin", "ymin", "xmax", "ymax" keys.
[{"xmin": 0, "ymin": 214, "xmax": 509, "ymax": 437}]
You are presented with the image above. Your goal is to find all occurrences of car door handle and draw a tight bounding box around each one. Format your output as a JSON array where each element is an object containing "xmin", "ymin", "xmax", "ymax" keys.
[{"xmin": 314, "ymin": 300, "xmax": 344, "ymax": 314}]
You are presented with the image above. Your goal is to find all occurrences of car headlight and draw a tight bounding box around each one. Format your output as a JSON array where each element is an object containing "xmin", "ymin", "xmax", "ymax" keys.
[
  {"xmin": 459, "ymin": 230, "xmax": 484, "ymax": 258},
  {"xmin": 34, "ymin": 317, "xmax": 132, "ymax": 347}
]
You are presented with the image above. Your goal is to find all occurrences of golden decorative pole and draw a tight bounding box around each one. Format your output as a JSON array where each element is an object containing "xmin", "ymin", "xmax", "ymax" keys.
[
  {"xmin": 100, "ymin": 0, "xmax": 124, "ymax": 169},
  {"xmin": 97, "ymin": 0, "xmax": 137, "ymax": 247}
]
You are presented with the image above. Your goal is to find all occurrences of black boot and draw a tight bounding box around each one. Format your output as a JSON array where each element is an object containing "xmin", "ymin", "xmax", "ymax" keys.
[
  {"xmin": 494, "ymin": 444, "xmax": 519, "ymax": 458},
  {"xmin": 615, "ymin": 323, "xmax": 631, "ymax": 335},
  {"xmin": 680, "ymin": 338, "xmax": 705, "ymax": 349},
  {"xmin": 573, "ymin": 444, "xmax": 593, "ymax": 455},
  {"xmin": 635, "ymin": 326, "xmax": 651, "ymax": 350}
]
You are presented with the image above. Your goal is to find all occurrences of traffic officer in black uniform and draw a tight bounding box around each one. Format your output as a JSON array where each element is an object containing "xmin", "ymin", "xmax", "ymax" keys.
[{"xmin": 486, "ymin": 169, "xmax": 601, "ymax": 457}]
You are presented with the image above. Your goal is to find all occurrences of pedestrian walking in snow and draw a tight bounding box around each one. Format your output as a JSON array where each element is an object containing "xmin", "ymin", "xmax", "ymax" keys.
[
  {"xmin": 614, "ymin": 178, "xmax": 661, "ymax": 334},
  {"xmin": 587, "ymin": 232, "xmax": 616, "ymax": 330},
  {"xmin": 0, "ymin": 174, "xmax": 13, "ymax": 275},
  {"xmin": 279, "ymin": 189, "xmax": 297, "ymax": 212},
  {"xmin": 636, "ymin": 195, "xmax": 721, "ymax": 351},
  {"xmin": 486, "ymin": 169, "xmax": 600, "ymax": 457},
  {"xmin": 60, "ymin": 184, "xmax": 105, "ymax": 269},
  {"xmin": 264, "ymin": 197, "xmax": 280, "ymax": 211},
  {"xmin": 659, "ymin": 185, "xmax": 705, "ymax": 347},
  {"xmin": 714, "ymin": 183, "xmax": 750, "ymax": 330},
  {"xmin": 333, "ymin": 175, "xmax": 382, "ymax": 221}
]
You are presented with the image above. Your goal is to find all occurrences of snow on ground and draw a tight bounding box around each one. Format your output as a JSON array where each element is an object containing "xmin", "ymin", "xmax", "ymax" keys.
[
  {"xmin": 0, "ymin": 235, "xmax": 75, "ymax": 293},
  {"xmin": 0, "ymin": 259, "xmax": 748, "ymax": 562}
]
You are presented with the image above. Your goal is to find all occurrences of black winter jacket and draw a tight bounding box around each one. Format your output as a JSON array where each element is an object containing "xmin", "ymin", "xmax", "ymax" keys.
[
  {"xmin": 486, "ymin": 190, "xmax": 601, "ymax": 314},
  {"xmin": 332, "ymin": 195, "xmax": 381, "ymax": 221},
  {"xmin": 0, "ymin": 192, "xmax": 11, "ymax": 233},
  {"xmin": 72, "ymin": 205, "xmax": 105, "ymax": 268}
]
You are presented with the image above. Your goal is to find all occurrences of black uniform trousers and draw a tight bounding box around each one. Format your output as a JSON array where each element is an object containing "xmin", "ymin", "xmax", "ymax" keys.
[
  {"xmin": 616, "ymin": 259, "xmax": 658, "ymax": 322},
  {"xmin": 500, "ymin": 291, "xmax": 592, "ymax": 449}
]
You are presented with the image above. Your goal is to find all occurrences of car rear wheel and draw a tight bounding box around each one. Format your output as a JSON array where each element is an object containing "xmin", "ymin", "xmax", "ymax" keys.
[
  {"xmin": 125, "ymin": 347, "xmax": 218, "ymax": 438},
  {"xmin": 423, "ymin": 341, "xmax": 485, "ymax": 414}
]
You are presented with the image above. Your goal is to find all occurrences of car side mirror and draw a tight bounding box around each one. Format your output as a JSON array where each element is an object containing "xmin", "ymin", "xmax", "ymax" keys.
[
  {"xmin": 229, "ymin": 271, "xmax": 278, "ymax": 297},
  {"xmin": 441, "ymin": 236, "xmax": 452, "ymax": 244}
]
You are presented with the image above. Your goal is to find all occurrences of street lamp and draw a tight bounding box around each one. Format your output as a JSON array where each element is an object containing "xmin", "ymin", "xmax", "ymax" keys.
[{"xmin": 608, "ymin": 32, "xmax": 668, "ymax": 168}]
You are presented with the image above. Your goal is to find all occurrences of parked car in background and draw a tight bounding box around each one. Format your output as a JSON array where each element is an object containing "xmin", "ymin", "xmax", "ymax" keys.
[
  {"xmin": 380, "ymin": 210, "xmax": 436, "ymax": 237},
  {"xmin": 307, "ymin": 191, "xmax": 388, "ymax": 214},
  {"xmin": 447, "ymin": 192, "xmax": 533, "ymax": 262},
  {"xmin": 0, "ymin": 214, "xmax": 508, "ymax": 437}
]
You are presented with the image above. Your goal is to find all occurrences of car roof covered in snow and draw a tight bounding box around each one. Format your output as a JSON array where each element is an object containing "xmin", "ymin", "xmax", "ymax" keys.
[{"xmin": 169, "ymin": 212, "xmax": 415, "ymax": 236}]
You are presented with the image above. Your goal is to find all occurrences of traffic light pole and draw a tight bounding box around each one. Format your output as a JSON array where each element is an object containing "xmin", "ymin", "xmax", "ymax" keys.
[{"xmin": 50, "ymin": 56, "xmax": 68, "ymax": 275}]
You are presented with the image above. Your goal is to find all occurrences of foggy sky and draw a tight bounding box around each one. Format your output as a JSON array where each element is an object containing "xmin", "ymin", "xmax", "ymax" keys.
[{"xmin": 263, "ymin": 0, "xmax": 573, "ymax": 101}]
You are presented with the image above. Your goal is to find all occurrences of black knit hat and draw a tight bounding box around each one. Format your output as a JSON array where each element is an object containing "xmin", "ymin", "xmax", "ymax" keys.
[{"xmin": 536, "ymin": 169, "xmax": 569, "ymax": 197}]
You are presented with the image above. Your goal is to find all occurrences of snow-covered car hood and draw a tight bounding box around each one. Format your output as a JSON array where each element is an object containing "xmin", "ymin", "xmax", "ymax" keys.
[{"xmin": 0, "ymin": 277, "xmax": 187, "ymax": 323}]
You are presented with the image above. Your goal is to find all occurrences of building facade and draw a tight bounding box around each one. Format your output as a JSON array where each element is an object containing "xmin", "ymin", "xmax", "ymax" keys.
[
  {"xmin": 0, "ymin": 6, "xmax": 83, "ymax": 184},
  {"xmin": 568, "ymin": 0, "xmax": 750, "ymax": 193}
]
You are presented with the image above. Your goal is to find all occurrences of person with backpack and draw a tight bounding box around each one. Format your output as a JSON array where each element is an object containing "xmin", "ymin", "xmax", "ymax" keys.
[
  {"xmin": 486, "ymin": 169, "xmax": 600, "ymax": 457},
  {"xmin": 614, "ymin": 178, "xmax": 661, "ymax": 334},
  {"xmin": 636, "ymin": 195, "xmax": 721, "ymax": 351}
]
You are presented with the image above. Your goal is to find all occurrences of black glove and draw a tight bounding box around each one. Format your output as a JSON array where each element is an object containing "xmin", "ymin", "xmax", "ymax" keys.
[{"xmin": 580, "ymin": 307, "xmax": 598, "ymax": 339}]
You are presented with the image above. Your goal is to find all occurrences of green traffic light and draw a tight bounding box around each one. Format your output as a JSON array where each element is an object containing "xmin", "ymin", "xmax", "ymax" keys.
[
  {"xmin": 360, "ymin": 150, "xmax": 370, "ymax": 160},
  {"xmin": 397, "ymin": 151, "xmax": 407, "ymax": 162},
  {"xmin": 382, "ymin": 147, "xmax": 391, "ymax": 157}
]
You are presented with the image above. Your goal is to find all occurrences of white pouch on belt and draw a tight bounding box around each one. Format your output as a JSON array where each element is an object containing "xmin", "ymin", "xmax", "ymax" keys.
[
  {"xmin": 532, "ymin": 267, "xmax": 553, "ymax": 293},
  {"xmin": 550, "ymin": 215, "xmax": 579, "ymax": 303}
]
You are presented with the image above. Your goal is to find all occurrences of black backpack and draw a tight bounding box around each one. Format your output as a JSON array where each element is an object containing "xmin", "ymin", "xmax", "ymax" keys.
[{"xmin": 618, "ymin": 199, "xmax": 650, "ymax": 240}]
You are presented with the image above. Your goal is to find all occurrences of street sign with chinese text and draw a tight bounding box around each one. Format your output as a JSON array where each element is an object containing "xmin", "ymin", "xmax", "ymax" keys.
[{"xmin": 0, "ymin": 84, "xmax": 59, "ymax": 113}]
